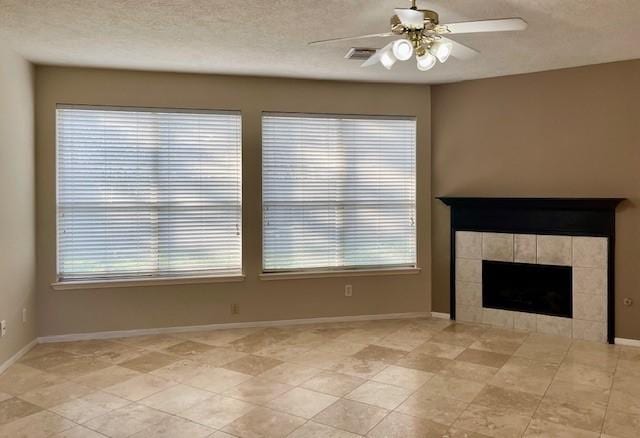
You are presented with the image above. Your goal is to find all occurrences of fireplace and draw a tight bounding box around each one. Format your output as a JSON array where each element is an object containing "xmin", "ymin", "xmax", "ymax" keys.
[
  {"xmin": 482, "ymin": 260, "xmax": 572, "ymax": 318},
  {"xmin": 438, "ymin": 197, "xmax": 624, "ymax": 343}
]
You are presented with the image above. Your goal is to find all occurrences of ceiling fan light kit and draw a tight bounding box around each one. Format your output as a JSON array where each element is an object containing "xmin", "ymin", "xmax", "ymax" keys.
[{"xmin": 309, "ymin": 0, "xmax": 528, "ymax": 73}]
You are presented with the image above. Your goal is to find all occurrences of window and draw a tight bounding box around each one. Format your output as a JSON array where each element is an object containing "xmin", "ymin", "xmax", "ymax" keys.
[
  {"xmin": 56, "ymin": 106, "xmax": 242, "ymax": 282},
  {"xmin": 262, "ymin": 113, "xmax": 416, "ymax": 272}
]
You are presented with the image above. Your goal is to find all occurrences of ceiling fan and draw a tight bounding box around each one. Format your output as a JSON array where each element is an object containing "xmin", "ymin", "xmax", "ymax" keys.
[{"xmin": 308, "ymin": 0, "xmax": 527, "ymax": 71}]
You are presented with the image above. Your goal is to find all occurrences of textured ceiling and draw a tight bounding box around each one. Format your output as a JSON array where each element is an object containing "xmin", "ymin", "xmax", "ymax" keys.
[{"xmin": 1, "ymin": 0, "xmax": 639, "ymax": 84}]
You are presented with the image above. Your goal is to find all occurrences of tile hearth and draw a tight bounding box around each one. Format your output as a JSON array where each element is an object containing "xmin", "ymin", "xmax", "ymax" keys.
[
  {"xmin": 1, "ymin": 317, "xmax": 638, "ymax": 437},
  {"xmin": 456, "ymin": 231, "xmax": 608, "ymax": 343}
]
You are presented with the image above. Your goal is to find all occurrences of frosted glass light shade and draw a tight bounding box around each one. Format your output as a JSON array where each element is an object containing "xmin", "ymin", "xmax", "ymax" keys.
[
  {"xmin": 379, "ymin": 48, "xmax": 397, "ymax": 70},
  {"xmin": 416, "ymin": 52, "xmax": 436, "ymax": 71},
  {"xmin": 392, "ymin": 39, "xmax": 414, "ymax": 61},
  {"xmin": 430, "ymin": 40, "xmax": 453, "ymax": 63}
]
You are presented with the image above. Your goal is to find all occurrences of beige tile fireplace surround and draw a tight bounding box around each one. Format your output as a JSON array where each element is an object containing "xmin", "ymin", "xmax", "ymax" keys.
[{"xmin": 456, "ymin": 232, "xmax": 608, "ymax": 342}]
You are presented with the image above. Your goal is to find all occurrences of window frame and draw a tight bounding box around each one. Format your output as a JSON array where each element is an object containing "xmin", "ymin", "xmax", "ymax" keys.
[
  {"xmin": 260, "ymin": 111, "xmax": 419, "ymax": 276},
  {"xmin": 54, "ymin": 104, "xmax": 244, "ymax": 287}
]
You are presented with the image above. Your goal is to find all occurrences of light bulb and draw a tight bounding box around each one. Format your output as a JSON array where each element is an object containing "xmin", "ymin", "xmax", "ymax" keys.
[
  {"xmin": 391, "ymin": 39, "xmax": 414, "ymax": 61},
  {"xmin": 379, "ymin": 46, "xmax": 397, "ymax": 70},
  {"xmin": 416, "ymin": 52, "xmax": 436, "ymax": 71},
  {"xmin": 430, "ymin": 40, "xmax": 453, "ymax": 63}
]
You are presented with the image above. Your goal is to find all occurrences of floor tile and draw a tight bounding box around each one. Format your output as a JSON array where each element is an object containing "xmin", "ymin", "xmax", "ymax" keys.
[
  {"xmin": 602, "ymin": 409, "xmax": 640, "ymax": 438},
  {"xmin": 544, "ymin": 379, "xmax": 609, "ymax": 410},
  {"xmin": 445, "ymin": 426, "xmax": 493, "ymax": 438},
  {"xmin": 0, "ymin": 411, "xmax": 75, "ymax": 438},
  {"xmin": 129, "ymin": 415, "xmax": 213, "ymax": 438},
  {"xmin": 49, "ymin": 393, "xmax": 124, "ymax": 424},
  {"xmin": 194, "ymin": 347, "xmax": 247, "ymax": 366},
  {"xmin": 185, "ymin": 367, "xmax": 253, "ymax": 393},
  {"xmin": 149, "ymin": 359, "xmax": 214, "ymax": 382},
  {"xmin": 19, "ymin": 380, "xmax": 94, "ymax": 409},
  {"xmin": 523, "ymin": 418, "xmax": 599, "ymax": 437},
  {"xmin": 351, "ymin": 345, "xmax": 407, "ymax": 364},
  {"xmin": 72, "ymin": 365, "xmax": 142, "ymax": 389},
  {"xmin": 117, "ymin": 334, "xmax": 183, "ymax": 350},
  {"xmin": 455, "ymin": 349, "xmax": 511, "ymax": 368},
  {"xmin": 48, "ymin": 356, "xmax": 113, "ymax": 378},
  {"xmin": 163, "ymin": 340, "xmax": 215, "ymax": 357},
  {"xmin": 83, "ymin": 403, "xmax": 170, "ymax": 438},
  {"xmin": 20, "ymin": 351, "xmax": 78, "ymax": 371},
  {"xmin": 413, "ymin": 341, "xmax": 466, "ymax": 359},
  {"xmin": 420, "ymin": 374, "xmax": 485, "ymax": 402},
  {"xmin": 533, "ymin": 397, "xmax": 605, "ymax": 432},
  {"xmin": 138, "ymin": 384, "xmax": 212, "ymax": 414},
  {"xmin": 301, "ymin": 371, "xmax": 365, "ymax": 397},
  {"xmin": 287, "ymin": 421, "xmax": 361, "ymax": 437},
  {"xmin": 513, "ymin": 333, "xmax": 571, "ymax": 364},
  {"xmin": 329, "ymin": 357, "xmax": 387, "ymax": 379},
  {"xmin": 313, "ymin": 399, "xmax": 388, "ymax": 435},
  {"xmin": 2, "ymin": 317, "xmax": 634, "ymax": 438},
  {"xmin": 222, "ymin": 406, "xmax": 305, "ymax": 437},
  {"xmin": 438, "ymin": 359, "xmax": 498, "ymax": 383},
  {"xmin": 223, "ymin": 377, "xmax": 293, "ymax": 404},
  {"xmin": 469, "ymin": 338, "xmax": 521, "ymax": 355},
  {"xmin": 396, "ymin": 389, "xmax": 468, "ymax": 426},
  {"xmin": 367, "ymin": 411, "xmax": 448, "ymax": 438},
  {"xmin": 0, "ymin": 397, "xmax": 41, "ymax": 425},
  {"xmin": 229, "ymin": 329, "xmax": 292, "ymax": 354},
  {"xmin": 554, "ymin": 361, "xmax": 613, "ymax": 389},
  {"xmin": 49, "ymin": 424, "xmax": 108, "ymax": 438},
  {"xmin": 453, "ymin": 403, "xmax": 532, "ymax": 438},
  {"xmin": 178, "ymin": 394, "xmax": 256, "ymax": 429},
  {"xmin": 608, "ymin": 387, "xmax": 640, "ymax": 415},
  {"xmin": 472, "ymin": 385, "xmax": 540, "ymax": 416},
  {"xmin": 316, "ymin": 340, "xmax": 367, "ymax": 356},
  {"xmin": 394, "ymin": 352, "xmax": 453, "ymax": 373},
  {"xmin": 370, "ymin": 364, "xmax": 433, "ymax": 390},
  {"xmin": 222, "ymin": 354, "xmax": 282, "ymax": 376},
  {"xmin": 257, "ymin": 362, "xmax": 321, "ymax": 385},
  {"xmin": 344, "ymin": 380, "xmax": 412, "ymax": 410},
  {"xmin": 489, "ymin": 356, "xmax": 557, "ymax": 395},
  {"xmin": 119, "ymin": 351, "xmax": 179, "ymax": 373},
  {"xmin": 0, "ymin": 364, "xmax": 59, "ymax": 395},
  {"xmin": 103, "ymin": 374, "xmax": 176, "ymax": 401},
  {"xmin": 268, "ymin": 387, "xmax": 337, "ymax": 418}
]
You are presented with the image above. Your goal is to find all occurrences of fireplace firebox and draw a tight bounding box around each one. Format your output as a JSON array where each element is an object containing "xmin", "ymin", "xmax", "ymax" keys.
[{"xmin": 482, "ymin": 260, "xmax": 572, "ymax": 318}]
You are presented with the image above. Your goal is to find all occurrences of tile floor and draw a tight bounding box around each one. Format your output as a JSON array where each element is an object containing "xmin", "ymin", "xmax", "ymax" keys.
[{"xmin": 0, "ymin": 317, "xmax": 639, "ymax": 437}]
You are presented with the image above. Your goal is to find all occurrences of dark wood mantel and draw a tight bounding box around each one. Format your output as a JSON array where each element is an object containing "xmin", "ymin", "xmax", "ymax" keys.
[{"xmin": 437, "ymin": 197, "xmax": 625, "ymax": 343}]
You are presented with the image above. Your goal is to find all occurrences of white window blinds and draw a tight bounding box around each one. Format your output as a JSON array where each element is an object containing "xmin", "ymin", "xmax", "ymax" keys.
[
  {"xmin": 262, "ymin": 113, "xmax": 416, "ymax": 272},
  {"xmin": 57, "ymin": 106, "xmax": 242, "ymax": 281}
]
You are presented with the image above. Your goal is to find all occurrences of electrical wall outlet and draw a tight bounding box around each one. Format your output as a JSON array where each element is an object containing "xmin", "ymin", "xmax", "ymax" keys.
[
  {"xmin": 1, "ymin": 320, "xmax": 6, "ymax": 337},
  {"xmin": 23, "ymin": 308, "xmax": 27, "ymax": 323},
  {"xmin": 345, "ymin": 285, "xmax": 353, "ymax": 297},
  {"xmin": 231, "ymin": 303, "xmax": 240, "ymax": 315}
]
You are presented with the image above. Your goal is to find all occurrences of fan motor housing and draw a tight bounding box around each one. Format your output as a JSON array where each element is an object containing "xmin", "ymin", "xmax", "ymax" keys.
[{"xmin": 391, "ymin": 9, "xmax": 439, "ymax": 33}]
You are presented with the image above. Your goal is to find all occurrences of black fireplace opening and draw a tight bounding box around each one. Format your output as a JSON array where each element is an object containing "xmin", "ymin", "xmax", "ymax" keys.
[{"xmin": 482, "ymin": 260, "xmax": 572, "ymax": 318}]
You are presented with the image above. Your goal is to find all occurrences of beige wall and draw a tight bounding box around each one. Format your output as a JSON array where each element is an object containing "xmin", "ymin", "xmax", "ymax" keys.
[
  {"xmin": 35, "ymin": 66, "xmax": 431, "ymax": 337},
  {"xmin": 431, "ymin": 59, "xmax": 640, "ymax": 339},
  {"xmin": 0, "ymin": 46, "xmax": 37, "ymax": 363}
]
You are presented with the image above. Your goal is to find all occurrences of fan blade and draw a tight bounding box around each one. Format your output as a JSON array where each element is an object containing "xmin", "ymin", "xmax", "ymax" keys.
[
  {"xmin": 394, "ymin": 8, "xmax": 425, "ymax": 28},
  {"xmin": 308, "ymin": 32, "xmax": 394, "ymax": 46},
  {"xmin": 440, "ymin": 37, "xmax": 480, "ymax": 60},
  {"xmin": 444, "ymin": 18, "xmax": 527, "ymax": 34},
  {"xmin": 360, "ymin": 41, "xmax": 394, "ymax": 67}
]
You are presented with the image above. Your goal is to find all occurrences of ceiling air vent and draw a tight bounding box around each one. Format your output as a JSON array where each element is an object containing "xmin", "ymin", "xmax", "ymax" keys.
[{"xmin": 344, "ymin": 47, "xmax": 378, "ymax": 60}]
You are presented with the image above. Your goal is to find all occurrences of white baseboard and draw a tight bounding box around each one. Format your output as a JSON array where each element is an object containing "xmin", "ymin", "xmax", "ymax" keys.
[
  {"xmin": 39, "ymin": 312, "xmax": 431, "ymax": 344},
  {"xmin": 615, "ymin": 337, "xmax": 640, "ymax": 348},
  {"xmin": 431, "ymin": 312, "xmax": 450, "ymax": 319},
  {"xmin": 0, "ymin": 338, "xmax": 38, "ymax": 375}
]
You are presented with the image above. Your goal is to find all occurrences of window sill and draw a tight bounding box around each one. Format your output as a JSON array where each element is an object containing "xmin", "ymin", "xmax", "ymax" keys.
[
  {"xmin": 259, "ymin": 267, "xmax": 421, "ymax": 281},
  {"xmin": 51, "ymin": 274, "xmax": 245, "ymax": 290}
]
